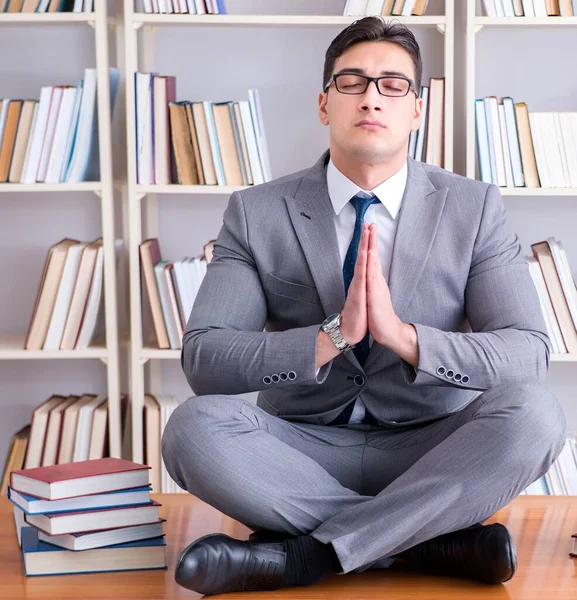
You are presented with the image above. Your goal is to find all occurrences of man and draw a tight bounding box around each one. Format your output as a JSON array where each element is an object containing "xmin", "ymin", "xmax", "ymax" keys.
[{"xmin": 162, "ymin": 17, "xmax": 567, "ymax": 596}]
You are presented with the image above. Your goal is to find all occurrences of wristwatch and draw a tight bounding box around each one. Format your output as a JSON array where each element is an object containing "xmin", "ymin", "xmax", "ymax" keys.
[{"xmin": 321, "ymin": 312, "xmax": 356, "ymax": 353}]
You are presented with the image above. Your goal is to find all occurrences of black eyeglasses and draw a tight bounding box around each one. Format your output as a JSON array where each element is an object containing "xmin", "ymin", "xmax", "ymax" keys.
[{"xmin": 324, "ymin": 73, "xmax": 418, "ymax": 98}]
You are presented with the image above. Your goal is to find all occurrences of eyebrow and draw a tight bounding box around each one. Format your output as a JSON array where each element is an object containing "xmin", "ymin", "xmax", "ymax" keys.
[{"xmin": 334, "ymin": 68, "xmax": 411, "ymax": 79}]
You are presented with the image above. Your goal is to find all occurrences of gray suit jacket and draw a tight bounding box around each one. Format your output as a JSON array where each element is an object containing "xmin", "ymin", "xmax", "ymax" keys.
[{"xmin": 182, "ymin": 149, "xmax": 550, "ymax": 426}]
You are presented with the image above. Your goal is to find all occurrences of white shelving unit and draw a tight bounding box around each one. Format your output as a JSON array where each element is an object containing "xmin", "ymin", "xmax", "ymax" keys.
[
  {"xmin": 465, "ymin": 1, "xmax": 577, "ymax": 362},
  {"xmin": 121, "ymin": 0, "xmax": 455, "ymax": 462},
  {"xmin": 0, "ymin": 6, "xmax": 122, "ymax": 457}
]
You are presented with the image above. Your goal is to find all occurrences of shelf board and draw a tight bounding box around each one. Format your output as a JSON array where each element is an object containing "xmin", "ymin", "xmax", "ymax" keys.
[
  {"xmin": 0, "ymin": 12, "xmax": 96, "ymax": 24},
  {"xmin": 139, "ymin": 347, "xmax": 577, "ymax": 362},
  {"xmin": 0, "ymin": 183, "xmax": 102, "ymax": 193},
  {"xmin": 500, "ymin": 187, "xmax": 577, "ymax": 196},
  {"xmin": 476, "ymin": 16, "xmax": 577, "ymax": 26},
  {"xmin": 0, "ymin": 333, "xmax": 108, "ymax": 360},
  {"xmin": 136, "ymin": 184, "xmax": 247, "ymax": 195},
  {"xmin": 132, "ymin": 14, "xmax": 447, "ymax": 27}
]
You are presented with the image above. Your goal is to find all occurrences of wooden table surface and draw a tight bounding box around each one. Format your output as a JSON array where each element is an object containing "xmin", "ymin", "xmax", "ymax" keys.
[{"xmin": 1, "ymin": 494, "xmax": 576, "ymax": 599}]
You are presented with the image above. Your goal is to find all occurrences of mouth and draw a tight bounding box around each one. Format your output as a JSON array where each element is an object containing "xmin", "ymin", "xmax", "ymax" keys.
[{"xmin": 357, "ymin": 121, "xmax": 384, "ymax": 130}]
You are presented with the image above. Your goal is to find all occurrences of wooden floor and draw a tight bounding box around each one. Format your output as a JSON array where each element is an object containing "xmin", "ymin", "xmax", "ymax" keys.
[{"xmin": 1, "ymin": 494, "xmax": 575, "ymax": 599}]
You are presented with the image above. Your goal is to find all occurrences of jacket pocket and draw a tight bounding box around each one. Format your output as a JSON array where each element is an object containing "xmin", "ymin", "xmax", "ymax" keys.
[{"xmin": 264, "ymin": 272, "xmax": 321, "ymax": 305}]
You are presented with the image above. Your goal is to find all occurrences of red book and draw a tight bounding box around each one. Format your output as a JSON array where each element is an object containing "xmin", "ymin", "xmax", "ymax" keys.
[
  {"xmin": 10, "ymin": 458, "xmax": 151, "ymax": 501},
  {"xmin": 24, "ymin": 501, "xmax": 162, "ymax": 536}
]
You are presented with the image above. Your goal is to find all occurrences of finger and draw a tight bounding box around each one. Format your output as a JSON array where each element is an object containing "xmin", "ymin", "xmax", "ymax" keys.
[{"xmin": 354, "ymin": 226, "xmax": 369, "ymax": 281}]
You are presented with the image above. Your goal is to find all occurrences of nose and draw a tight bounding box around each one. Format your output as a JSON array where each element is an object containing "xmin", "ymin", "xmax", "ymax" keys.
[{"xmin": 357, "ymin": 80, "xmax": 383, "ymax": 112}]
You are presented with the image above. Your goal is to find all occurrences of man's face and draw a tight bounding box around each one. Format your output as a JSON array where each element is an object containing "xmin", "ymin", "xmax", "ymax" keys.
[{"xmin": 318, "ymin": 40, "xmax": 422, "ymax": 164}]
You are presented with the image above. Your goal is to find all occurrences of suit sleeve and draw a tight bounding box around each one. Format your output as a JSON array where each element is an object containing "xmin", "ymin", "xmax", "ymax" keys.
[
  {"xmin": 181, "ymin": 191, "xmax": 332, "ymax": 396},
  {"xmin": 401, "ymin": 183, "xmax": 550, "ymax": 390}
]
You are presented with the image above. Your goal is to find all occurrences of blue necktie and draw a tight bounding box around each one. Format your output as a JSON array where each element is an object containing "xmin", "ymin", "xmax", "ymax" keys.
[{"xmin": 343, "ymin": 194, "xmax": 380, "ymax": 365}]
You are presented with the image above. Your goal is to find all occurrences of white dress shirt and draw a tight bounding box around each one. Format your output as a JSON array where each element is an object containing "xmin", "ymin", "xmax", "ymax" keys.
[{"xmin": 325, "ymin": 157, "xmax": 408, "ymax": 423}]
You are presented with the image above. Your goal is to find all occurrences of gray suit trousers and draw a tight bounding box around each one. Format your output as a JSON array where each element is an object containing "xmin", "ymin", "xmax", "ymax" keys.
[{"xmin": 162, "ymin": 381, "xmax": 566, "ymax": 574}]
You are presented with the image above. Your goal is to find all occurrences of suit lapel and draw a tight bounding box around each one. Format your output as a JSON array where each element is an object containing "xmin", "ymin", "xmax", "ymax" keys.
[
  {"xmin": 364, "ymin": 156, "xmax": 448, "ymax": 372},
  {"xmin": 284, "ymin": 150, "xmax": 362, "ymax": 370}
]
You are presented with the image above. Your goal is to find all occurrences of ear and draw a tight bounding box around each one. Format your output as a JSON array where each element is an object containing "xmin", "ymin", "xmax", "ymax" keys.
[
  {"xmin": 318, "ymin": 91, "xmax": 329, "ymax": 126},
  {"xmin": 410, "ymin": 95, "xmax": 423, "ymax": 132}
]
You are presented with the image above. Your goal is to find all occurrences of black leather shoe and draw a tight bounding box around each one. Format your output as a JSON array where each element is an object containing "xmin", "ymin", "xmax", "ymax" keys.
[
  {"xmin": 175, "ymin": 533, "xmax": 288, "ymax": 595},
  {"xmin": 398, "ymin": 523, "xmax": 517, "ymax": 584}
]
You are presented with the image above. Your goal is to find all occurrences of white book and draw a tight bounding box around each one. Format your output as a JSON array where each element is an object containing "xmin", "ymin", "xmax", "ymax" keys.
[
  {"xmin": 203, "ymin": 101, "xmax": 226, "ymax": 185},
  {"xmin": 532, "ymin": 0, "xmax": 548, "ymax": 16},
  {"xmin": 136, "ymin": 73, "xmax": 153, "ymax": 185},
  {"xmin": 164, "ymin": 265, "xmax": 184, "ymax": 340},
  {"xmin": 498, "ymin": 103, "xmax": 514, "ymax": 187},
  {"xmin": 475, "ymin": 99, "xmax": 492, "ymax": 183},
  {"xmin": 173, "ymin": 260, "xmax": 193, "ymax": 323},
  {"xmin": 524, "ymin": 476, "xmax": 548, "ymax": 495},
  {"xmin": 238, "ymin": 100, "xmax": 264, "ymax": 185},
  {"xmin": 414, "ymin": 85, "xmax": 429, "ymax": 162},
  {"xmin": 37, "ymin": 87, "xmax": 64, "ymax": 182},
  {"xmin": 482, "ymin": 0, "xmax": 497, "ymax": 16},
  {"xmin": 560, "ymin": 113, "xmax": 577, "ymax": 187},
  {"xmin": 502, "ymin": 97, "xmax": 524, "ymax": 186},
  {"xmin": 494, "ymin": 0, "xmax": 505, "ymax": 16},
  {"xmin": 72, "ymin": 395, "xmax": 107, "ymax": 462},
  {"xmin": 248, "ymin": 89, "xmax": 272, "ymax": 182},
  {"xmin": 529, "ymin": 113, "xmax": 550, "ymax": 188},
  {"xmin": 194, "ymin": 0, "xmax": 207, "ymax": 14},
  {"xmin": 37, "ymin": 0, "xmax": 50, "ymax": 11},
  {"xmin": 501, "ymin": 0, "xmax": 516, "ymax": 16},
  {"xmin": 401, "ymin": 0, "xmax": 417, "ymax": 15},
  {"xmin": 541, "ymin": 113, "xmax": 565, "ymax": 187},
  {"xmin": 73, "ymin": 0, "xmax": 83, "ymax": 11},
  {"xmin": 408, "ymin": 129, "xmax": 417, "ymax": 159},
  {"xmin": 553, "ymin": 113, "xmax": 571, "ymax": 187},
  {"xmin": 22, "ymin": 87, "xmax": 53, "ymax": 183},
  {"xmin": 548, "ymin": 237, "xmax": 577, "ymax": 331},
  {"xmin": 521, "ymin": 0, "xmax": 536, "ymax": 16},
  {"xmin": 45, "ymin": 87, "xmax": 78, "ymax": 183},
  {"xmin": 74, "ymin": 244, "xmax": 104, "ymax": 349},
  {"xmin": 65, "ymin": 69, "xmax": 97, "ymax": 182},
  {"xmin": 43, "ymin": 243, "xmax": 87, "ymax": 350},
  {"xmin": 158, "ymin": 0, "xmax": 167, "ymax": 13},
  {"xmin": 365, "ymin": 0, "xmax": 384, "ymax": 15},
  {"xmin": 142, "ymin": 0, "xmax": 153, "ymax": 12},
  {"xmin": 154, "ymin": 262, "xmax": 181, "ymax": 349},
  {"xmin": 484, "ymin": 97, "xmax": 506, "ymax": 186},
  {"xmin": 526, "ymin": 256, "xmax": 566, "ymax": 354},
  {"xmin": 58, "ymin": 80, "xmax": 84, "ymax": 183},
  {"xmin": 83, "ymin": 0, "xmax": 93, "ymax": 10},
  {"xmin": 186, "ymin": 0, "xmax": 197, "ymax": 13}
]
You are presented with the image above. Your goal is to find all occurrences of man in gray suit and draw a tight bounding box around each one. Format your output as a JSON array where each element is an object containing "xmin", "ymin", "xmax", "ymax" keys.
[{"xmin": 162, "ymin": 16, "xmax": 567, "ymax": 596}]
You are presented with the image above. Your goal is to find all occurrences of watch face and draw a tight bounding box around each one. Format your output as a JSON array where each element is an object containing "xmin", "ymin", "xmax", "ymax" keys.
[{"xmin": 323, "ymin": 313, "xmax": 340, "ymax": 328}]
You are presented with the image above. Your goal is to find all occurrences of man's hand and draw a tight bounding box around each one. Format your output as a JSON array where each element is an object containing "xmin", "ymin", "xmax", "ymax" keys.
[{"xmin": 367, "ymin": 223, "xmax": 419, "ymax": 367}]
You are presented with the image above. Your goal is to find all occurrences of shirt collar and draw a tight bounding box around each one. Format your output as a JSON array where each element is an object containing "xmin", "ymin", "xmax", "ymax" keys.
[{"xmin": 326, "ymin": 157, "xmax": 408, "ymax": 219}]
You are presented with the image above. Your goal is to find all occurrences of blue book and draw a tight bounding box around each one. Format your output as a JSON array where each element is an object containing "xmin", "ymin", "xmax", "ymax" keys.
[
  {"xmin": 216, "ymin": 0, "xmax": 227, "ymax": 14},
  {"xmin": 21, "ymin": 527, "xmax": 167, "ymax": 576},
  {"xmin": 8, "ymin": 485, "xmax": 152, "ymax": 515}
]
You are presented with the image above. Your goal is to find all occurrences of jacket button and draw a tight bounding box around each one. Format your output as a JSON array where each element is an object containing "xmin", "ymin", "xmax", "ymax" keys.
[
  {"xmin": 353, "ymin": 375, "xmax": 365, "ymax": 386},
  {"xmin": 462, "ymin": 375, "xmax": 470, "ymax": 383},
  {"xmin": 271, "ymin": 374, "xmax": 280, "ymax": 383},
  {"xmin": 279, "ymin": 372, "xmax": 288, "ymax": 381},
  {"xmin": 262, "ymin": 376, "xmax": 272, "ymax": 385},
  {"xmin": 288, "ymin": 371, "xmax": 297, "ymax": 380},
  {"xmin": 436, "ymin": 366, "xmax": 446, "ymax": 376},
  {"xmin": 454, "ymin": 373, "xmax": 462, "ymax": 382},
  {"xmin": 446, "ymin": 369, "xmax": 455, "ymax": 379}
]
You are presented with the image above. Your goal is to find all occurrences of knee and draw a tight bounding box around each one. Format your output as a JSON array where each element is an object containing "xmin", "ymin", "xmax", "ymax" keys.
[{"xmin": 161, "ymin": 394, "xmax": 243, "ymax": 480}]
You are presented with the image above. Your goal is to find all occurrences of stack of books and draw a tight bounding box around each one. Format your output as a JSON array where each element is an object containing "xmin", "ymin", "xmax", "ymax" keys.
[
  {"xmin": 134, "ymin": 71, "xmax": 272, "ymax": 186},
  {"xmin": 474, "ymin": 97, "xmax": 577, "ymax": 188},
  {"xmin": 0, "ymin": 0, "xmax": 94, "ymax": 12},
  {"xmin": 343, "ymin": 0, "xmax": 430, "ymax": 15},
  {"xmin": 140, "ymin": 237, "xmax": 213, "ymax": 350},
  {"xmin": 482, "ymin": 0, "xmax": 577, "ymax": 17},
  {"xmin": 138, "ymin": 0, "xmax": 226, "ymax": 13},
  {"xmin": 24, "ymin": 237, "xmax": 122, "ymax": 351},
  {"xmin": 0, "ymin": 68, "xmax": 119, "ymax": 184},
  {"xmin": 526, "ymin": 237, "xmax": 577, "ymax": 356},
  {"xmin": 8, "ymin": 457, "xmax": 167, "ymax": 576}
]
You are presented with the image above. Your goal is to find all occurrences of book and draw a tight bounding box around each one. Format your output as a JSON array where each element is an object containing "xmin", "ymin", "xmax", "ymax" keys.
[
  {"xmin": 24, "ymin": 500, "xmax": 161, "ymax": 535},
  {"xmin": 0, "ymin": 426, "xmax": 30, "ymax": 495},
  {"xmin": 571, "ymin": 533, "xmax": 577, "ymax": 558},
  {"xmin": 10, "ymin": 457, "xmax": 151, "ymax": 500},
  {"xmin": 8, "ymin": 485, "xmax": 152, "ymax": 515},
  {"xmin": 37, "ymin": 519, "xmax": 166, "ymax": 551},
  {"xmin": 21, "ymin": 527, "xmax": 166, "ymax": 576}
]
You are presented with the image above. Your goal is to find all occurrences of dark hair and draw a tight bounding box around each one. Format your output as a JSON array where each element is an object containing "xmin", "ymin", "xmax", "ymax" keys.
[{"xmin": 323, "ymin": 17, "xmax": 422, "ymax": 96}]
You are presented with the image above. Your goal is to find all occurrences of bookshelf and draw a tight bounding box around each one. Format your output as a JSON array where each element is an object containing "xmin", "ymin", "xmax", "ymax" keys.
[
  {"xmin": 465, "ymin": 2, "xmax": 577, "ymax": 360},
  {"xmin": 121, "ymin": 0, "xmax": 456, "ymax": 462},
  {"xmin": 0, "ymin": 6, "xmax": 122, "ymax": 457}
]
